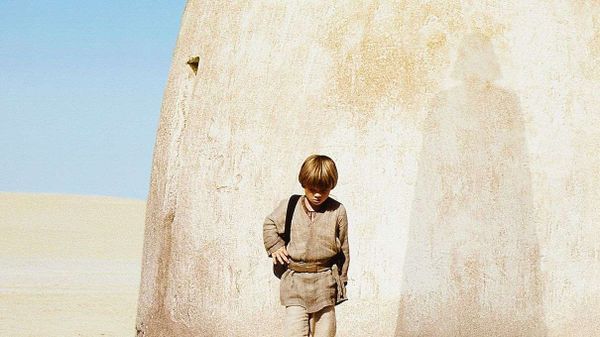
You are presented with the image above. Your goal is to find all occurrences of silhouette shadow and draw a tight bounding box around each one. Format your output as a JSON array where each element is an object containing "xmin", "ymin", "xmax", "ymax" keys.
[{"xmin": 394, "ymin": 32, "xmax": 547, "ymax": 336}]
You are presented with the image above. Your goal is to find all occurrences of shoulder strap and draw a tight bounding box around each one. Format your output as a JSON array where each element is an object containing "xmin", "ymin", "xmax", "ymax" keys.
[{"xmin": 283, "ymin": 194, "xmax": 301, "ymax": 244}]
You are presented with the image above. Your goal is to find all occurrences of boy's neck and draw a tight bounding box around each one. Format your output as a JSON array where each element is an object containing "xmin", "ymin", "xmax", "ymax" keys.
[{"xmin": 304, "ymin": 195, "xmax": 324, "ymax": 212}]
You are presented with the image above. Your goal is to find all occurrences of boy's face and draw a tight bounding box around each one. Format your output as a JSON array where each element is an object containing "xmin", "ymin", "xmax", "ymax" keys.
[{"xmin": 303, "ymin": 186, "xmax": 331, "ymax": 208}]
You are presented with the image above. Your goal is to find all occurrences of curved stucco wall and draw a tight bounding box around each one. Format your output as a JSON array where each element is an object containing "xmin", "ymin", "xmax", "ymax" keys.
[{"xmin": 136, "ymin": 1, "xmax": 600, "ymax": 336}]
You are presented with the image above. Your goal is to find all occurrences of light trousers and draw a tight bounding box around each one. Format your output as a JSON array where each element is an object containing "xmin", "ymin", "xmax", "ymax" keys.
[{"xmin": 284, "ymin": 305, "xmax": 336, "ymax": 337}]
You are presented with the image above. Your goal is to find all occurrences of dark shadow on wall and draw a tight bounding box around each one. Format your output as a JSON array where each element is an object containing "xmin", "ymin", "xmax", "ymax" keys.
[
  {"xmin": 394, "ymin": 32, "xmax": 547, "ymax": 336},
  {"xmin": 136, "ymin": 209, "xmax": 190, "ymax": 336}
]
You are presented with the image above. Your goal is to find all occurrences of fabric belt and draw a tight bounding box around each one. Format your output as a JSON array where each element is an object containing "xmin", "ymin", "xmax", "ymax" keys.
[{"xmin": 287, "ymin": 261, "xmax": 332, "ymax": 273}]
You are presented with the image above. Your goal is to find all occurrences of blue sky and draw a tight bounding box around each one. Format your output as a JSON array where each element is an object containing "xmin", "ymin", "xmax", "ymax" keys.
[{"xmin": 0, "ymin": 1, "xmax": 186, "ymax": 200}]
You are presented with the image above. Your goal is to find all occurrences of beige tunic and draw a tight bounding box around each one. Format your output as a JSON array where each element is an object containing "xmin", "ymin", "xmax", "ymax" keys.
[{"xmin": 263, "ymin": 195, "xmax": 350, "ymax": 313}]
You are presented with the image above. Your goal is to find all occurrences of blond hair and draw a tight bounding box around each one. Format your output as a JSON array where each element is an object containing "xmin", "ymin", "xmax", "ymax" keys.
[{"xmin": 298, "ymin": 154, "xmax": 338, "ymax": 190}]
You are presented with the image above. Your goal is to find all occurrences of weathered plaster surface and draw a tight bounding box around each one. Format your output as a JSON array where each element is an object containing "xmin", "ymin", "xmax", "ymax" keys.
[{"xmin": 136, "ymin": 1, "xmax": 600, "ymax": 336}]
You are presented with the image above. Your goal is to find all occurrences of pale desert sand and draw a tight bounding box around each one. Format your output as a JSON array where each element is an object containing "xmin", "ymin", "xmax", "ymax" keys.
[{"xmin": 0, "ymin": 192, "xmax": 145, "ymax": 337}]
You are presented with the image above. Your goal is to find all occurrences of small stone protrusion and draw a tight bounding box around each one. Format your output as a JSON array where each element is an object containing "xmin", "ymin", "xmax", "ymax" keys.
[{"xmin": 187, "ymin": 56, "xmax": 199, "ymax": 75}]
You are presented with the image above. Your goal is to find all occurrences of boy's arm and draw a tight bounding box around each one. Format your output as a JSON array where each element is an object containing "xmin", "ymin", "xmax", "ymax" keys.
[
  {"xmin": 337, "ymin": 204, "xmax": 350, "ymax": 284},
  {"xmin": 263, "ymin": 199, "xmax": 287, "ymax": 257}
]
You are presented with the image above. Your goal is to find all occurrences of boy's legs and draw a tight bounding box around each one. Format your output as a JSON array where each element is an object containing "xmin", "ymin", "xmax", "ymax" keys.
[
  {"xmin": 308, "ymin": 305, "xmax": 336, "ymax": 337},
  {"xmin": 285, "ymin": 305, "xmax": 336, "ymax": 337},
  {"xmin": 285, "ymin": 305, "xmax": 309, "ymax": 337}
]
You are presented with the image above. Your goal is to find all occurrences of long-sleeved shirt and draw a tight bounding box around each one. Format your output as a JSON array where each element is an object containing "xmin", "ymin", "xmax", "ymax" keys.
[{"xmin": 263, "ymin": 195, "xmax": 350, "ymax": 313}]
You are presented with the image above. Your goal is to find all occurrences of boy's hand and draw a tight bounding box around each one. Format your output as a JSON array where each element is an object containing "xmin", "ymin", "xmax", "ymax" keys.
[{"xmin": 272, "ymin": 246, "xmax": 290, "ymax": 265}]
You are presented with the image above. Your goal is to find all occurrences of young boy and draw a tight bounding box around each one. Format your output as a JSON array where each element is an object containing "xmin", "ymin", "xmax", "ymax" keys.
[{"xmin": 263, "ymin": 154, "xmax": 350, "ymax": 337}]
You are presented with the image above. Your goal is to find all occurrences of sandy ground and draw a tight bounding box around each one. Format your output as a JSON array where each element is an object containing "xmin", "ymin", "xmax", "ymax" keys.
[{"xmin": 0, "ymin": 192, "xmax": 146, "ymax": 337}]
